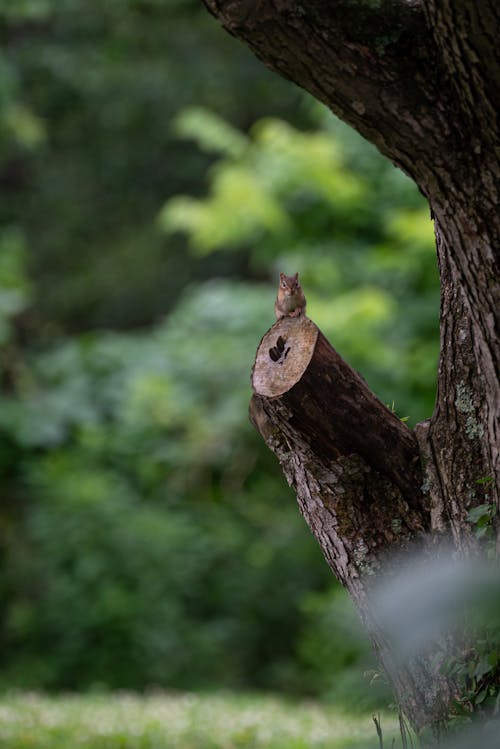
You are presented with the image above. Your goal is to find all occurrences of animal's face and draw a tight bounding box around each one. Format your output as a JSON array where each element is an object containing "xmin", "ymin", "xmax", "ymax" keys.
[{"xmin": 279, "ymin": 272, "xmax": 300, "ymax": 295}]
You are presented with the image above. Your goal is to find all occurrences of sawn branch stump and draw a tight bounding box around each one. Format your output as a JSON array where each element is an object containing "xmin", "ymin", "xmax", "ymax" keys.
[{"xmin": 251, "ymin": 315, "xmax": 424, "ymax": 514}]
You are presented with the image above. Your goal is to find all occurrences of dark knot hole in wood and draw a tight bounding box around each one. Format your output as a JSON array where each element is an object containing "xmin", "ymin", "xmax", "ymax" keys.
[{"xmin": 268, "ymin": 335, "xmax": 290, "ymax": 364}]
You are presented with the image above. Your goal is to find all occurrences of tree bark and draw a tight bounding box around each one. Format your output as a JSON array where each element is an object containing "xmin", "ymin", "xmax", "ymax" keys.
[
  {"xmin": 250, "ymin": 316, "xmax": 456, "ymax": 731},
  {"xmin": 202, "ymin": 0, "xmax": 500, "ymax": 735}
]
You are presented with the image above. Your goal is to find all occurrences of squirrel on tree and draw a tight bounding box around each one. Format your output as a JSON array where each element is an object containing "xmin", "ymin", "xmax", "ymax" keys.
[{"xmin": 274, "ymin": 272, "xmax": 307, "ymax": 320}]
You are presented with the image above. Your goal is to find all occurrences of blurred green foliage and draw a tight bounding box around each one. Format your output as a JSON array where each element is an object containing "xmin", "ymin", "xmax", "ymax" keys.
[
  {"xmin": 0, "ymin": 0, "xmax": 306, "ymax": 332},
  {"xmin": 161, "ymin": 108, "xmax": 439, "ymax": 420},
  {"xmin": 0, "ymin": 0, "xmax": 438, "ymax": 708},
  {"xmin": 1, "ymin": 281, "xmax": 332, "ymax": 691},
  {"xmin": 0, "ymin": 228, "xmax": 31, "ymax": 344}
]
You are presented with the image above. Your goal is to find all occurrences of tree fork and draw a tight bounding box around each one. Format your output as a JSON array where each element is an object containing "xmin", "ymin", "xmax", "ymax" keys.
[
  {"xmin": 249, "ymin": 316, "xmax": 453, "ymax": 731},
  {"xmin": 202, "ymin": 1, "xmax": 500, "ymax": 522},
  {"xmin": 204, "ymin": 0, "xmax": 500, "ymax": 734}
]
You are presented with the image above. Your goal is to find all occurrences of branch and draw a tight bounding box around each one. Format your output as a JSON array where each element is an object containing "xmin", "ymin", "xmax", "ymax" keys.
[
  {"xmin": 250, "ymin": 317, "xmax": 429, "ymax": 580},
  {"xmin": 202, "ymin": 0, "xmax": 447, "ymax": 183}
]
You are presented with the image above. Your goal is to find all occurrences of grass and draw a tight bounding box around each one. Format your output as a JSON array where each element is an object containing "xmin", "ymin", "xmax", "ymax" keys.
[{"xmin": 0, "ymin": 691, "xmax": 400, "ymax": 749}]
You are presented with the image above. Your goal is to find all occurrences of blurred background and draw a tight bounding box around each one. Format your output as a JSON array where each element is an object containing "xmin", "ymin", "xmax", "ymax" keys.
[{"xmin": 0, "ymin": 0, "xmax": 439, "ymax": 711}]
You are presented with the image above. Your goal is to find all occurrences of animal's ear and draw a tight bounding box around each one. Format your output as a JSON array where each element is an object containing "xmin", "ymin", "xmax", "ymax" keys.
[
  {"xmin": 279, "ymin": 272, "xmax": 285, "ymax": 280},
  {"xmin": 294, "ymin": 272, "xmax": 299, "ymax": 281}
]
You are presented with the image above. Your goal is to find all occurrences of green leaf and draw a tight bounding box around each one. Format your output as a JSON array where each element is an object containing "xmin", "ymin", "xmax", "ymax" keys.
[
  {"xmin": 467, "ymin": 504, "xmax": 493, "ymax": 524},
  {"xmin": 474, "ymin": 688, "xmax": 489, "ymax": 705},
  {"xmin": 475, "ymin": 525, "xmax": 490, "ymax": 540},
  {"xmin": 474, "ymin": 658, "xmax": 494, "ymax": 680},
  {"xmin": 487, "ymin": 650, "xmax": 498, "ymax": 667},
  {"xmin": 173, "ymin": 107, "xmax": 248, "ymax": 157},
  {"xmin": 476, "ymin": 476, "xmax": 494, "ymax": 486}
]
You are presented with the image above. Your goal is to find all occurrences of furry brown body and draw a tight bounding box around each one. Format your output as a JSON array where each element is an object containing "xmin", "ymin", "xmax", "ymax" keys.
[{"xmin": 274, "ymin": 272, "xmax": 307, "ymax": 320}]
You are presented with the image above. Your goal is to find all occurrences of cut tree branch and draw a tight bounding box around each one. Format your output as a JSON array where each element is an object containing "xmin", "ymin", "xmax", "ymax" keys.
[{"xmin": 250, "ymin": 316, "xmax": 429, "ymax": 560}]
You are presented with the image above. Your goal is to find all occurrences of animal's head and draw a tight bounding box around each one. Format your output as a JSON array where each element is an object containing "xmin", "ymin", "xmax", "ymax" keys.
[{"xmin": 279, "ymin": 272, "xmax": 300, "ymax": 295}]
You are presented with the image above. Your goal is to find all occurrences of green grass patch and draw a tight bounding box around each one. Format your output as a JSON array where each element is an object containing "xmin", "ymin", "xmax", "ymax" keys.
[{"xmin": 0, "ymin": 691, "xmax": 399, "ymax": 749}]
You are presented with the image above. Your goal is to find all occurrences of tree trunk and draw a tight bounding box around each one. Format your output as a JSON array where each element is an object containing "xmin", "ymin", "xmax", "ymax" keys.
[{"xmin": 202, "ymin": 0, "xmax": 500, "ymax": 735}]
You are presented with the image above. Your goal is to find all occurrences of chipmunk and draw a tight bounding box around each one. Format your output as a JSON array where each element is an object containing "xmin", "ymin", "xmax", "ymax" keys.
[{"xmin": 274, "ymin": 272, "xmax": 307, "ymax": 320}]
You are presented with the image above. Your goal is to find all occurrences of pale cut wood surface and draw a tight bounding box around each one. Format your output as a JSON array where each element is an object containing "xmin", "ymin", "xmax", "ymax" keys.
[{"xmin": 252, "ymin": 316, "xmax": 318, "ymax": 398}]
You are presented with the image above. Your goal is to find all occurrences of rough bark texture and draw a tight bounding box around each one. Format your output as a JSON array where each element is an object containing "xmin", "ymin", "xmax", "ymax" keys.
[
  {"xmin": 252, "ymin": 317, "xmax": 425, "ymax": 508},
  {"xmin": 250, "ymin": 316, "xmax": 453, "ymax": 729},
  {"xmin": 202, "ymin": 0, "xmax": 500, "ymax": 735}
]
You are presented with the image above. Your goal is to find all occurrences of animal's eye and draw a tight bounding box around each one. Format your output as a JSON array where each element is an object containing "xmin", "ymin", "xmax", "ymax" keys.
[{"xmin": 281, "ymin": 281, "xmax": 287, "ymax": 288}]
